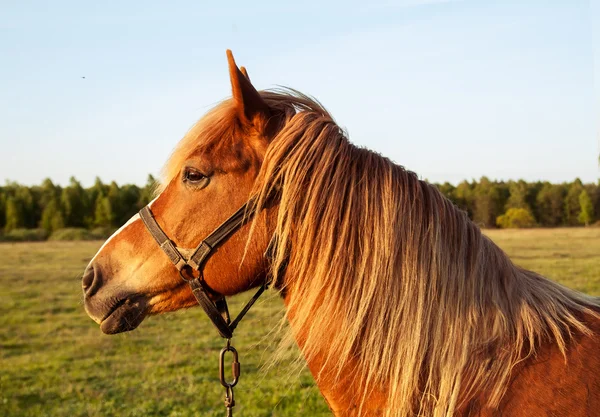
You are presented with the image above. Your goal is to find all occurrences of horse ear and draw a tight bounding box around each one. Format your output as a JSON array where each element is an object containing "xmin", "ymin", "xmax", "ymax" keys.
[
  {"xmin": 240, "ymin": 66, "xmax": 250, "ymax": 81},
  {"xmin": 226, "ymin": 50, "xmax": 269, "ymax": 127}
]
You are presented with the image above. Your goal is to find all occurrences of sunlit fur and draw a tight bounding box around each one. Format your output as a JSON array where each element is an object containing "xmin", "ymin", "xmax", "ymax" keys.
[
  {"xmin": 159, "ymin": 104, "xmax": 237, "ymax": 193},
  {"xmin": 162, "ymin": 89, "xmax": 599, "ymax": 416}
]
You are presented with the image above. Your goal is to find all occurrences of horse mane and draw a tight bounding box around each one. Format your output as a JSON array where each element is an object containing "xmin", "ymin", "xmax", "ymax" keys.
[
  {"xmin": 250, "ymin": 90, "xmax": 600, "ymax": 416},
  {"xmin": 162, "ymin": 89, "xmax": 599, "ymax": 416}
]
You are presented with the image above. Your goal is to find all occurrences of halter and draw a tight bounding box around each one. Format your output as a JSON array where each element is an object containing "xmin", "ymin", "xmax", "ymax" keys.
[{"xmin": 138, "ymin": 198, "xmax": 270, "ymax": 416}]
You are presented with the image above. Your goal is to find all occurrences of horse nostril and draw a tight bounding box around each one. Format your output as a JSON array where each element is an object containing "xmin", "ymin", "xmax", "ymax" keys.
[{"xmin": 82, "ymin": 264, "xmax": 102, "ymax": 297}]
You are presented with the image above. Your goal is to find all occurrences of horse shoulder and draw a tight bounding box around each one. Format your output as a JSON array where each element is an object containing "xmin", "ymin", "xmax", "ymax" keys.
[{"xmin": 463, "ymin": 311, "xmax": 600, "ymax": 417}]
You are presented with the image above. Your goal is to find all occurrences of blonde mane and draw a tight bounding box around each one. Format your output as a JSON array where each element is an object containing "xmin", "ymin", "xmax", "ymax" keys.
[
  {"xmin": 250, "ymin": 90, "xmax": 599, "ymax": 416},
  {"xmin": 163, "ymin": 89, "xmax": 599, "ymax": 416}
]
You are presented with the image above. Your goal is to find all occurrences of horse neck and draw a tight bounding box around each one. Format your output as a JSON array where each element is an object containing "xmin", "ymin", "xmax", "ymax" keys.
[
  {"xmin": 277, "ymin": 182, "xmax": 596, "ymax": 416},
  {"xmin": 259, "ymin": 112, "xmax": 597, "ymax": 415}
]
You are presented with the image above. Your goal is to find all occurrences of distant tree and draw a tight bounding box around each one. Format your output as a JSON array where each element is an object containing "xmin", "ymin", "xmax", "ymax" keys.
[
  {"xmin": 33, "ymin": 178, "xmax": 61, "ymax": 227},
  {"xmin": 88, "ymin": 177, "xmax": 107, "ymax": 203},
  {"xmin": 106, "ymin": 182, "xmax": 122, "ymax": 227},
  {"xmin": 564, "ymin": 179, "xmax": 584, "ymax": 226},
  {"xmin": 84, "ymin": 177, "xmax": 108, "ymax": 227},
  {"xmin": 495, "ymin": 181, "xmax": 511, "ymax": 213},
  {"xmin": 40, "ymin": 198, "xmax": 65, "ymax": 232},
  {"xmin": 4, "ymin": 196, "xmax": 25, "ymax": 231},
  {"xmin": 94, "ymin": 195, "xmax": 113, "ymax": 228},
  {"xmin": 40, "ymin": 178, "xmax": 61, "ymax": 206},
  {"xmin": 585, "ymin": 182, "xmax": 600, "ymax": 224},
  {"xmin": 496, "ymin": 208, "xmax": 536, "ymax": 229},
  {"xmin": 117, "ymin": 184, "xmax": 141, "ymax": 225},
  {"xmin": 472, "ymin": 177, "xmax": 503, "ymax": 228},
  {"xmin": 61, "ymin": 177, "xmax": 88, "ymax": 227},
  {"xmin": 535, "ymin": 183, "xmax": 565, "ymax": 227},
  {"xmin": 505, "ymin": 180, "xmax": 531, "ymax": 211},
  {"xmin": 5, "ymin": 175, "xmax": 598, "ymax": 232},
  {"xmin": 1, "ymin": 184, "xmax": 36, "ymax": 229},
  {"xmin": 452, "ymin": 180, "xmax": 475, "ymax": 217},
  {"xmin": 14, "ymin": 185, "xmax": 36, "ymax": 228},
  {"xmin": 578, "ymin": 190, "xmax": 594, "ymax": 226},
  {"xmin": 138, "ymin": 174, "xmax": 158, "ymax": 208},
  {"xmin": 0, "ymin": 190, "xmax": 6, "ymax": 230},
  {"xmin": 436, "ymin": 182, "xmax": 456, "ymax": 202}
]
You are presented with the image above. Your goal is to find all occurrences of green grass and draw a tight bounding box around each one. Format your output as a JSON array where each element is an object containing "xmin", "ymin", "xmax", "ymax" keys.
[
  {"xmin": 0, "ymin": 241, "xmax": 328, "ymax": 417},
  {"xmin": 484, "ymin": 228, "xmax": 600, "ymax": 296},
  {"xmin": 1, "ymin": 228, "xmax": 599, "ymax": 417}
]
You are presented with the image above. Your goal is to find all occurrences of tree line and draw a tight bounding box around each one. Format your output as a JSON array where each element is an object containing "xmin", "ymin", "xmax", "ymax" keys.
[
  {"xmin": 435, "ymin": 177, "xmax": 598, "ymax": 228},
  {"xmin": 0, "ymin": 176, "xmax": 156, "ymax": 234},
  {"xmin": 0, "ymin": 176, "xmax": 598, "ymax": 236}
]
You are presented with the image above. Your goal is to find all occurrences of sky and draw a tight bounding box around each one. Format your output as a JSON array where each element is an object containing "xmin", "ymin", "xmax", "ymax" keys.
[{"xmin": 0, "ymin": 0, "xmax": 598, "ymax": 187}]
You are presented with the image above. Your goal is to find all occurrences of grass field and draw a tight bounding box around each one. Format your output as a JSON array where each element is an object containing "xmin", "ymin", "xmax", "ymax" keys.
[{"xmin": 1, "ymin": 228, "xmax": 599, "ymax": 417}]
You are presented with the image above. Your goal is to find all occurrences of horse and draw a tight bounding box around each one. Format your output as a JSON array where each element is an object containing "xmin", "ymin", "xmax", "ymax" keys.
[{"xmin": 82, "ymin": 50, "xmax": 600, "ymax": 416}]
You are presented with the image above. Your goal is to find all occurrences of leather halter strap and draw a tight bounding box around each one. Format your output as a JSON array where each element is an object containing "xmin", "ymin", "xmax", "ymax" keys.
[{"xmin": 138, "ymin": 200, "xmax": 268, "ymax": 339}]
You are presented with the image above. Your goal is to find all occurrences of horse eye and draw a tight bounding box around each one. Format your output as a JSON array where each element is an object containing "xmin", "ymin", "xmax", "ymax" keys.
[{"xmin": 183, "ymin": 168, "xmax": 206, "ymax": 183}]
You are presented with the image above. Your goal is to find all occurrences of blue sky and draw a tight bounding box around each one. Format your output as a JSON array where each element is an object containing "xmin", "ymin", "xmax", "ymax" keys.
[{"xmin": 1, "ymin": 0, "xmax": 598, "ymax": 186}]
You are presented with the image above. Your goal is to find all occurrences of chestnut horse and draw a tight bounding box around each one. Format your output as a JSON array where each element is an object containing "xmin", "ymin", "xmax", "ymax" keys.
[{"xmin": 83, "ymin": 51, "xmax": 600, "ymax": 416}]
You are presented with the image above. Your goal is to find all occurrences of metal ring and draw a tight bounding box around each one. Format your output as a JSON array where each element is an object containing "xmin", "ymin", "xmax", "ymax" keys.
[
  {"xmin": 179, "ymin": 266, "xmax": 198, "ymax": 283},
  {"xmin": 219, "ymin": 344, "xmax": 240, "ymax": 388},
  {"xmin": 224, "ymin": 385, "xmax": 235, "ymax": 408}
]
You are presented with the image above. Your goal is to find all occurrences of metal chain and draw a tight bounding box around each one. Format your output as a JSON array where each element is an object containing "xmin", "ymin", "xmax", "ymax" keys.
[
  {"xmin": 224, "ymin": 386, "xmax": 235, "ymax": 417},
  {"xmin": 219, "ymin": 339, "xmax": 240, "ymax": 416}
]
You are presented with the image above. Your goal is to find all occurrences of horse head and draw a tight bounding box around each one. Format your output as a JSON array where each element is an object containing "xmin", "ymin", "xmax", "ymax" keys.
[{"xmin": 82, "ymin": 51, "xmax": 279, "ymax": 334}]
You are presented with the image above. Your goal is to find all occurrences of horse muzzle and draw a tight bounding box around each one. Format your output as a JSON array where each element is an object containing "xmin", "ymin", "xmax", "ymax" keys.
[{"xmin": 82, "ymin": 263, "xmax": 149, "ymax": 334}]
